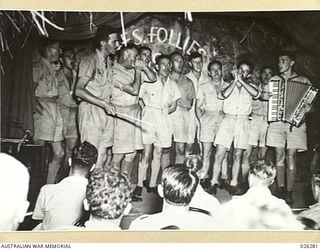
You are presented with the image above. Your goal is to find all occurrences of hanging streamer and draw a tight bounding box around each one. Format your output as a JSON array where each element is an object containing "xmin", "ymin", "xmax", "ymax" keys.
[
  {"xmin": 120, "ymin": 12, "xmax": 127, "ymax": 47},
  {"xmin": 185, "ymin": 11, "xmax": 193, "ymax": 22}
]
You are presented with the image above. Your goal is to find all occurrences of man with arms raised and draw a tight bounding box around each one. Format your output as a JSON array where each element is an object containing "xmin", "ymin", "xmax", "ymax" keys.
[
  {"xmin": 213, "ymin": 61, "xmax": 259, "ymax": 195},
  {"xmin": 110, "ymin": 43, "xmax": 145, "ymax": 180}
]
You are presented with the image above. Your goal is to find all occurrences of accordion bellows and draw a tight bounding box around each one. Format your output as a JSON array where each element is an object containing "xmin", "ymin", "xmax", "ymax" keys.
[{"xmin": 267, "ymin": 75, "xmax": 318, "ymax": 127}]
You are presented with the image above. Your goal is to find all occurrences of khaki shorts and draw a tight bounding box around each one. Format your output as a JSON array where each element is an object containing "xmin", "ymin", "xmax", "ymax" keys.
[
  {"xmin": 248, "ymin": 115, "xmax": 268, "ymax": 147},
  {"xmin": 59, "ymin": 106, "xmax": 79, "ymax": 139},
  {"xmin": 141, "ymin": 107, "xmax": 172, "ymax": 148},
  {"xmin": 266, "ymin": 121, "xmax": 307, "ymax": 151},
  {"xmin": 113, "ymin": 104, "xmax": 143, "ymax": 154},
  {"xmin": 78, "ymin": 102, "xmax": 114, "ymax": 150},
  {"xmin": 33, "ymin": 100, "xmax": 64, "ymax": 142},
  {"xmin": 214, "ymin": 114, "xmax": 250, "ymax": 150},
  {"xmin": 170, "ymin": 106, "xmax": 196, "ymax": 144},
  {"xmin": 199, "ymin": 110, "xmax": 223, "ymax": 143}
]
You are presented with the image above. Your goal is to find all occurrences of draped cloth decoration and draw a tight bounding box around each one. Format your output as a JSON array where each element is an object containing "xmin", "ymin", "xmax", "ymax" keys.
[
  {"xmin": 1, "ymin": 36, "xmax": 35, "ymax": 138},
  {"xmin": 48, "ymin": 12, "xmax": 143, "ymax": 40}
]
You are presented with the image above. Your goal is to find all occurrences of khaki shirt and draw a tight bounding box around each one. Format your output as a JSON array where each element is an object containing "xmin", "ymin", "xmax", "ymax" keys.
[
  {"xmin": 33, "ymin": 57, "xmax": 59, "ymax": 98},
  {"xmin": 197, "ymin": 80, "xmax": 228, "ymax": 111},
  {"xmin": 78, "ymin": 50, "xmax": 113, "ymax": 101},
  {"xmin": 139, "ymin": 77, "xmax": 181, "ymax": 110},
  {"xmin": 57, "ymin": 69, "xmax": 78, "ymax": 108},
  {"xmin": 111, "ymin": 62, "xmax": 137, "ymax": 106}
]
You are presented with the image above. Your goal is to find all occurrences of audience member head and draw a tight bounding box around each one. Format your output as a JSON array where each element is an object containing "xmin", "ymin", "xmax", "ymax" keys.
[
  {"xmin": 39, "ymin": 40, "xmax": 61, "ymax": 63},
  {"xmin": 95, "ymin": 25, "xmax": 120, "ymax": 54},
  {"xmin": 70, "ymin": 141, "xmax": 98, "ymax": 177},
  {"xmin": 215, "ymin": 200, "xmax": 303, "ymax": 230},
  {"xmin": 248, "ymin": 159, "xmax": 276, "ymax": 188},
  {"xmin": 188, "ymin": 52, "xmax": 203, "ymax": 73},
  {"xmin": 170, "ymin": 51, "xmax": 184, "ymax": 74},
  {"xmin": 85, "ymin": 167, "xmax": 132, "ymax": 221},
  {"xmin": 0, "ymin": 153, "xmax": 30, "ymax": 231},
  {"xmin": 158, "ymin": 165, "xmax": 199, "ymax": 207},
  {"xmin": 184, "ymin": 154, "xmax": 203, "ymax": 178},
  {"xmin": 118, "ymin": 43, "xmax": 139, "ymax": 69}
]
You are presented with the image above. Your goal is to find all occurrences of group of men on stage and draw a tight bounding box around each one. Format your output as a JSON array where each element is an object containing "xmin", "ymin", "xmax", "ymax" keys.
[{"xmin": 32, "ymin": 24, "xmax": 312, "ymax": 206}]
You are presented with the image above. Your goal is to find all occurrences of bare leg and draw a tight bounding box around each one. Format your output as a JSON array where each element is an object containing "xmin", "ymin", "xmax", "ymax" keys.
[
  {"xmin": 46, "ymin": 141, "xmax": 64, "ymax": 184},
  {"xmin": 286, "ymin": 148, "xmax": 297, "ymax": 192},
  {"xmin": 186, "ymin": 143, "xmax": 194, "ymax": 156},
  {"xmin": 161, "ymin": 147, "xmax": 170, "ymax": 170},
  {"xmin": 111, "ymin": 153, "xmax": 125, "ymax": 169},
  {"xmin": 150, "ymin": 146, "xmax": 162, "ymax": 187},
  {"xmin": 137, "ymin": 144, "xmax": 152, "ymax": 187},
  {"xmin": 230, "ymin": 148, "xmax": 243, "ymax": 187},
  {"xmin": 221, "ymin": 154, "xmax": 229, "ymax": 180},
  {"xmin": 258, "ymin": 146, "xmax": 268, "ymax": 158},
  {"xmin": 275, "ymin": 147, "xmax": 286, "ymax": 188},
  {"xmin": 175, "ymin": 142, "xmax": 185, "ymax": 164},
  {"xmin": 242, "ymin": 145, "xmax": 253, "ymax": 181},
  {"xmin": 211, "ymin": 145, "xmax": 228, "ymax": 185},
  {"xmin": 121, "ymin": 151, "xmax": 137, "ymax": 182},
  {"xmin": 202, "ymin": 142, "xmax": 213, "ymax": 180},
  {"xmin": 64, "ymin": 138, "xmax": 77, "ymax": 177},
  {"xmin": 105, "ymin": 148, "xmax": 112, "ymax": 167}
]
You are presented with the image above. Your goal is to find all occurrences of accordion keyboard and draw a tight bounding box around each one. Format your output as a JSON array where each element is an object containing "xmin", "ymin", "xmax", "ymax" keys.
[{"xmin": 268, "ymin": 78, "xmax": 284, "ymax": 122}]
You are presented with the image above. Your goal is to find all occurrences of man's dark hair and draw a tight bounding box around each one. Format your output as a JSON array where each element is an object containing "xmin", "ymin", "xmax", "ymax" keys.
[
  {"xmin": 138, "ymin": 46, "xmax": 152, "ymax": 55},
  {"xmin": 278, "ymin": 50, "xmax": 296, "ymax": 62},
  {"xmin": 207, "ymin": 60, "xmax": 222, "ymax": 72},
  {"xmin": 94, "ymin": 25, "xmax": 118, "ymax": 49},
  {"xmin": 161, "ymin": 165, "xmax": 199, "ymax": 206},
  {"xmin": 260, "ymin": 65, "xmax": 274, "ymax": 73},
  {"xmin": 86, "ymin": 167, "xmax": 132, "ymax": 220},
  {"xmin": 38, "ymin": 39, "xmax": 59, "ymax": 57},
  {"xmin": 155, "ymin": 54, "xmax": 170, "ymax": 65},
  {"xmin": 72, "ymin": 141, "xmax": 98, "ymax": 170},
  {"xmin": 184, "ymin": 155, "xmax": 203, "ymax": 174},
  {"xmin": 249, "ymin": 159, "xmax": 276, "ymax": 186},
  {"xmin": 169, "ymin": 51, "xmax": 183, "ymax": 61},
  {"xmin": 237, "ymin": 60, "xmax": 253, "ymax": 72},
  {"xmin": 188, "ymin": 52, "xmax": 202, "ymax": 62},
  {"xmin": 118, "ymin": 43, "xmax": 138, "ymax": 58}
]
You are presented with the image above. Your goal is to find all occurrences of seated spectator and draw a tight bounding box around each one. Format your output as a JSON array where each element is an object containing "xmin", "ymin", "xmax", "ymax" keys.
[
  {"xmin": 184, "ymin": 155, "xmax": 220, "ymax": 216},
  {"xmin": 0, "ymin": 153, "xmax": 30, "ymax": 231},
  {"xmin": 32, "ymin": 141, "xmax": 98, "ymax": 230},
  {"xmin": 129, "ymin": 164, "xmax": 215, "ymax": 230},
  {"xmin": 83, "ymin": 167, "xmax": 133, "ymax": 230},
  {"xmin": 298, "ymin": 174, "xmax": 320, "ymax": 229},
  {"xmin": 213, "ymin": 159, "xmax": 303, "ymax": 230}
]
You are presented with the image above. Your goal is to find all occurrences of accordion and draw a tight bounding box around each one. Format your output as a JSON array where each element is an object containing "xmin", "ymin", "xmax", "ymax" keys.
[{"xmin": 267, "ymin": 75, "xmax": 318, "ymax": 127}]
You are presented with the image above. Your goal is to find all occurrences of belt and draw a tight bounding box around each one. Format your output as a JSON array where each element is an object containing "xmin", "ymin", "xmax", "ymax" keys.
[
  {"xmin": 203, "ymin": 110, "xmax": 224, "ymax": 116},
  {"xmin": 224, "ymin": 113, "xmax": 249, "ymax": 119},
  {"xmin": 176, "ymin": 105, "xmax": 191, "ymax": 111},
  {"xmin": 113, "ymin": 103, "xmax": 140, "ymax": 112},
  {"xmin": 251, "ymin": 113, "xmax": 267, "ymax": 120},
  {"xmin": 36, "ymin": 96, "xmax": 58, "ymax": 103}
]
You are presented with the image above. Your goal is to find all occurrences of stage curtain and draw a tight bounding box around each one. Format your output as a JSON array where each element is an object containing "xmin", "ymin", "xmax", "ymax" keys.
[{"xmin": 1, "ymin": 36, "xmax": 35, "ymax": 139}]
